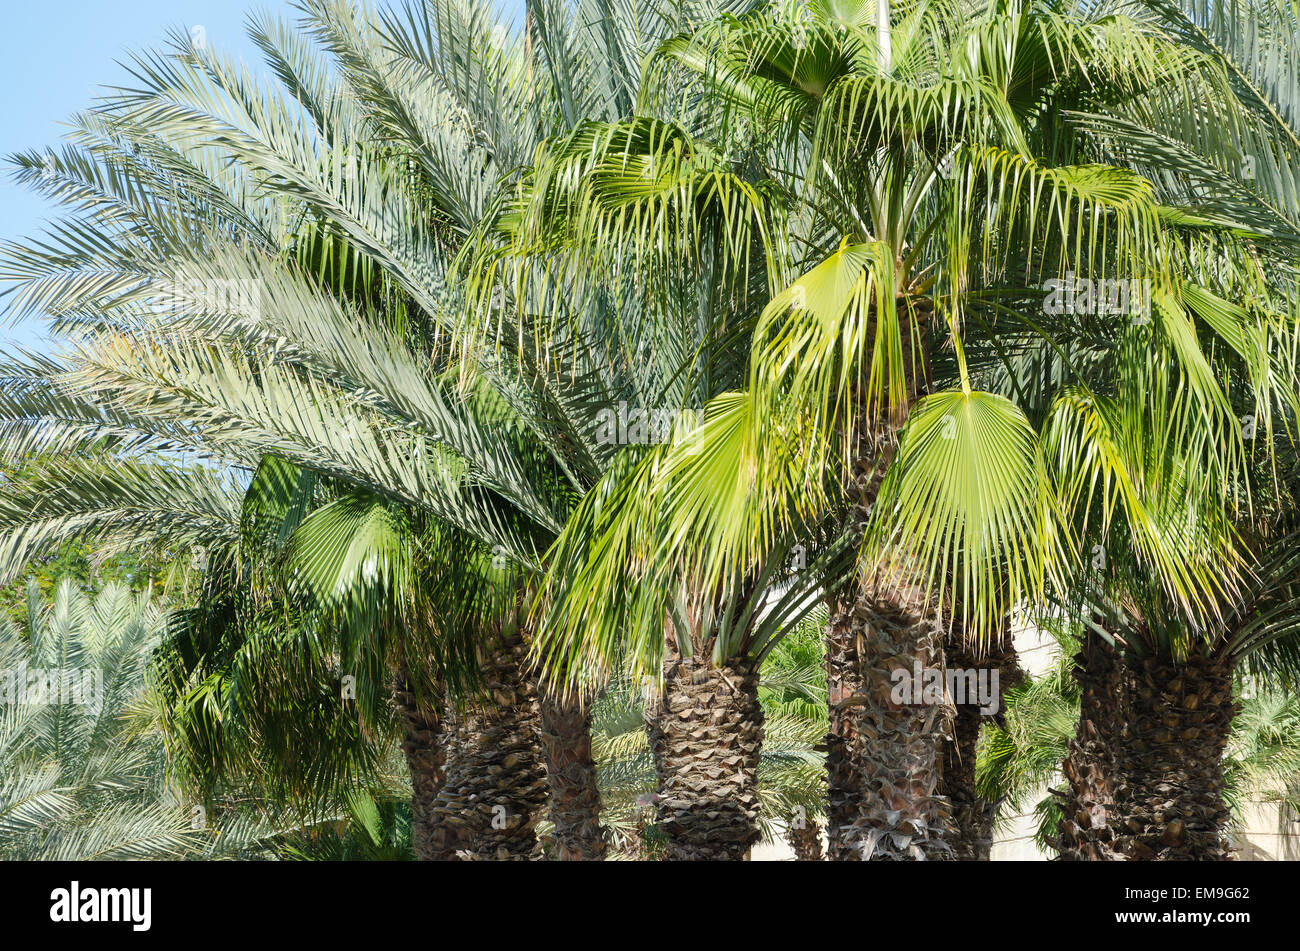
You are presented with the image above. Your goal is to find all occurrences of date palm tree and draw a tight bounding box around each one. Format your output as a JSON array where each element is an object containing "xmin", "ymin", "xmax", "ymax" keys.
[
  {"xmin": 0, "ymin": 580, "xmax": 218, "ymax": 859},
  {"xmin": 0, "ymin": 574, "xmax": 440, "ymax": 861},
  {"xmin": 0, "ymin": 0, "xmax": 571, "ymax": 859}
]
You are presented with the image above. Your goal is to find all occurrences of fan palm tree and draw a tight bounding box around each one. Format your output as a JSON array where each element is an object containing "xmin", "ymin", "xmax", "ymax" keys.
[
  {"xmin": 0, "ymin": 453, "xmax": 454, "ymax": 858},
  {"xmin": 476, "ymin": 0, "xmax": 1297, "ymax": 860},
  {"xmin": 978, "ymin": 404, "xmax": 1300, "ymax": 863}
]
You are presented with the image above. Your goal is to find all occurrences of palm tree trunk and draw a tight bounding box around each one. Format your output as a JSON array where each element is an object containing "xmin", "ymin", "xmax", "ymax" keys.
[
  {"xmin": 645, "ymin": 655, "xmax": 764, "ymax": 860},
  {"xmin": 1109, "ymin": 652, "xmax": 1236, "ymax": 860},
  {"xmin": 786, "ymin": 818, "xmax": 824, "ymax": 860},
  {"xmin": 392, "ymin": 668, "xmax": 446, "ymax": 861},
  {"xmin": 823, "ymin": 295, "xmax": 939, "ymax": 860},
  {"xmin": 538, "ymin": 692, "xmax": 607, "ymax": 860},
  {"xmin": 826, "ymin": 585, "xmax": 954, "ymax": 860},
  {"xmin": 942, "ymin": 629, "xmax": 1023, "ymax": 860},
  {"xmin": 425, "ymin": 632, "xmax": 548, "ymax": 860},
  {"xmin": 1055, "ymin": 630, "xmax": 1126, "ymax": 860},
  {"xmin": 943, "ymin": 695, "xmax": 988, "ymax": 861}
]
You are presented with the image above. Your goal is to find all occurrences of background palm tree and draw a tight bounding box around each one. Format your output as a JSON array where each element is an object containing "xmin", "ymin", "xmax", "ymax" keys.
[{"xmin": 1, "ymin": 580, "xmax": 226, "ymax": 859}]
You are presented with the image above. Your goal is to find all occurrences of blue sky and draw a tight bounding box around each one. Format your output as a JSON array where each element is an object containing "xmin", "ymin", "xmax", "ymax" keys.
[
  {"xmin": 0, "ymin": 1, "xmax": 524, "ymax": 355},
  {"xmin": 0, "ymin": 1, "xmax": 303, "ymax": 353}
]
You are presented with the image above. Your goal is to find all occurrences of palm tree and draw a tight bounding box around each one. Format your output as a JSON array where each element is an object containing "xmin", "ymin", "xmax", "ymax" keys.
[
  {"xmin": 0, "ymin": 0, "xmax": 573, "ymax": 859},
  {"xmin": 982, "ymin": 622, "xmax": 1300, "ymax": 858},
  {"xmin": 975, "ymin": 410, "xmax": 1300, "ymax": 864},
  {"xmin": 0, "ymin": 580, "xmax": 211, "ymax": 859},
  {"xmin": 941, "ymin": 616, "xmax": 1023, "ymax": 860},
  {"xmin": 483, "ymin": 0, "xmax": 1292, "ymax": 860},
  {"xmin": 0, "ymin": 573, "xmax": 437, "ymax": 862},
  {"xmin": 149, "ymin": 461, "xmax": 495, "ymax": 858},
  {"xmin": 1048, "ymin": 492, "xmax": 1300, "ymax": 860},
  {"xmin": 1016, "ymin": 0, "xmax": 1300, "ymax": 861}
]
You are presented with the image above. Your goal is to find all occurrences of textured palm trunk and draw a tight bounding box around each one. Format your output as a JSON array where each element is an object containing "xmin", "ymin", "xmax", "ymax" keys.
[
  {"xmin": 942, "ymin": 630, "xmax": 1023, "ymax": 861},
  {"xmin": 538, "ymin": 692, "xmax": 607, "ymax": 860},
  {"xmin": 1055, "ymin": 630, "xmax": 1126, "ymax": 860},
  {"xmin": 645, "ymin": 656, "xmax": 763, "ymax": 860},
  {"xmin": 424, "ymin": 632, "xmax": 548, "ymax": 860},
  {"xmin": 943, "ymin": 697, "xmax": 988, "ymax": 861},
  {"xmin": 1109, "ymin": 653, "xmax": 1236, "ymax": 860},
  {"xmin": 392, "ymin": 668, "xmax": 446, "ymax": 861},
  {"xmin": 826, "ymin": 585, "xmax": 954, "ymax": 860},
  {"xmin": 786, "ymin": 818, "xmax": 824, "ymax": 861}
]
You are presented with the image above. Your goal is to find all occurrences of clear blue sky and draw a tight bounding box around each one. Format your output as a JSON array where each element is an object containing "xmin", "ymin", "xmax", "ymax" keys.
[
  {"xmin": 0, "ymin": 0, "xmax": 523, "ymax": 355},
  {"xmin": 0, "ymin": 2, "xmax": 302, "ymax": 352}
]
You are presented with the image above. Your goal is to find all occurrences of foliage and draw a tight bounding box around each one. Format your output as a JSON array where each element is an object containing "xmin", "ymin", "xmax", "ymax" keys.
[{"xmin": 0, "ymin": 581, "xmax": 203, "ymax": 859}]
